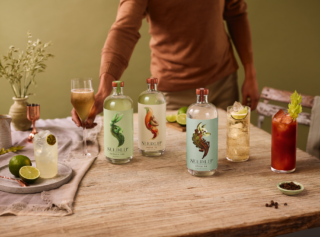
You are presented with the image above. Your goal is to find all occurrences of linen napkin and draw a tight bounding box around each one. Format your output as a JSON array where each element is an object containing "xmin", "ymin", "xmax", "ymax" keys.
[
  {"xmin": 307, "ymin": 96, "xmax": 320, "ymax": 158},
  {"xmin": 0, "ymin": 116, "xmax": 101, "ymax": 216}
]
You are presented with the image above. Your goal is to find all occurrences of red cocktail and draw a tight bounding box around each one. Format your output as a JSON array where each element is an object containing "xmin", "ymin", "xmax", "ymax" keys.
[{"xmin": 271, "ymin": 109, "xmax": 297, "ymax": 173}]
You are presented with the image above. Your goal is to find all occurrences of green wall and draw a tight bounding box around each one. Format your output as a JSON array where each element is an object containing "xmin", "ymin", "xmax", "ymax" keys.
[{"xmin": 0, "ymin": 0, "xmax": 319, "ymax": 151}]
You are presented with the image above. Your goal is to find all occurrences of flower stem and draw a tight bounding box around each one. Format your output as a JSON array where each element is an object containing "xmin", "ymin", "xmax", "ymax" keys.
[{"xmin": 10, "ymin": 84, "xmax": 18, "ymax": 98}]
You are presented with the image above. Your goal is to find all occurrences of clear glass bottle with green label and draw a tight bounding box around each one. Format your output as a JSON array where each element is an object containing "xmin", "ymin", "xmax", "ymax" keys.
[
  {"xmin": 138, "ymin": 78, "xmax": 166, "ymax": 156},
  {"xmin": 186, "ymin": 88, "xmax": 218, "ymax": 177},
  {"xmin": 104, "ymin": 81, "xmax": 133, "ymax": 164}
]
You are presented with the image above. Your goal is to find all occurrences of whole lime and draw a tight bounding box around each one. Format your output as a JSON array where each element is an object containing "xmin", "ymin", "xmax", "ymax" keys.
[
  {"xmin": 9, "ymin": 155, "xmax": 32, "ymax": 177},
  {"xmin": 178, "ymin": 106, "xmax": 188, "ymax": 115}
]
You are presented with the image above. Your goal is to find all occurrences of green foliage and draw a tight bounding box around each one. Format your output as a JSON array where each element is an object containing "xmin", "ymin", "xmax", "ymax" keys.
[
  {"xmin": 288, "ymin": 91, "xmax": 302, "ymax": 121},
  {"xmin": 0, "ymin": 31, "xmax": 54, "ymax": 98},
  {"xmin": 0, "ymin": 146, "xmax": 24, "ymax": 155},
  {"xmin": 110, "ymin": 113, "xmax": 125, "ymax": 147}
]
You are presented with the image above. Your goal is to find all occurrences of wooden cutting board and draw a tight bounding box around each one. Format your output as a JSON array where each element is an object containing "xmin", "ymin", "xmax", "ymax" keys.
[{"xmin": 166, "ymin": 122, "xmax": 186, "ymax": 132}]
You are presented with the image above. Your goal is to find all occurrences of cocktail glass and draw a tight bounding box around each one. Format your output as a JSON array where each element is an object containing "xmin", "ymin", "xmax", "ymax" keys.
[
  {"xmin": 33, "ymin": 130, "xmax": 58, "ymax": 178},
  {"xmin": 226, "ymin": 102, "xmax": 250, "ymax": 162},
  {"xmin": 271, "ymin": 109, "xmax": 297, "ymax": 173},
  {"xmin": 27, "ymin": 104, "xmax": 40, "ymax": 143},
  {"xmin": 71, "ymin": 78, "xmax": 95, "ymax": 157}
]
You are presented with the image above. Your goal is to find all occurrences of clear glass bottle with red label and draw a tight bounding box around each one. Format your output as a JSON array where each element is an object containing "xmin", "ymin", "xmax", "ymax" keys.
[
  {"xmin": 186, "ymin": 88, "xmax": 218, "ymax": 177},
  {"xmin": 138, "ymin": 78, "xmax": 166, "ymax": 156}
]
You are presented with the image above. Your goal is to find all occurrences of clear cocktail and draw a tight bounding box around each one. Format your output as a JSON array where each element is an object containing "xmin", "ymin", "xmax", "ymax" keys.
[
  {"xmin": 226, "ymin": 102, "xmax": 250, "ymax": 162},
  {"xmin": 33, "ymin": 130, "xmax": 58, "ymax": 178}
]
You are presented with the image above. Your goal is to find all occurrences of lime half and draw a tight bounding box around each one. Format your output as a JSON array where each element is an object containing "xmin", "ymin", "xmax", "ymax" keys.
[
  {"xmin": 47, "ymin": 134, "xmax": 56, "ymax": 146},
  {"xmin": 178, "ymin": 106, "xmax": 188, "ymax": 115},
  {"xmin": 19, "ymin": 166, "xmax": 40, "ymax": 183},
  {"xmin": 231, "ymin": 107, "xmax": 248, "ymax": 120},
  {"xmin": 177, "ymin": 114, "xmax": 187, "ymax": 126},
  {"xmin": 166, "ymin": 114, "xmax": 177, "ymax": 123}
]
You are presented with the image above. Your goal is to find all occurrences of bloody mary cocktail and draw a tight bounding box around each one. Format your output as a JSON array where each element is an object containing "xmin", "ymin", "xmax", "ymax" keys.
[{"xmin": 271, "ymin": 109, "xmax": 297, "ymax": 173}]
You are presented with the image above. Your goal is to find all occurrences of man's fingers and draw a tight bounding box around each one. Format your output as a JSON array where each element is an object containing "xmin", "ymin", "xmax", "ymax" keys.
[
  {"xmin": 242, "ymin": 93, "xmax": 248, "ymax": 106},
  {"xmin": 71, "ymin": 109, "xmax": 82, "ymax": 127},
  {"xmin": 251, "ymin": 96, "xmax": 259, "ymax": 111}
]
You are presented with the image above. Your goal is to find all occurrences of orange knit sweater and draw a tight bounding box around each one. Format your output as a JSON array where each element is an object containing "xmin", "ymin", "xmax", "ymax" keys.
[{"xmin": 100, "ymin": 0, "xmax": 253, "ymax": 92}]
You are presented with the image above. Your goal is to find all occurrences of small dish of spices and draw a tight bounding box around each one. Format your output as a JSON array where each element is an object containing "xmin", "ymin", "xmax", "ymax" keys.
[{"xmin": 277, "ymin": 181, "xmax": 304, "ymax": 196}]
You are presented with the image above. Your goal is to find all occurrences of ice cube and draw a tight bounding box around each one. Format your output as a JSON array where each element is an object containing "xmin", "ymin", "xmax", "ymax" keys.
[
  {"xmin": 233, "ymin": 101, "xmax": 244, "ymax": 112},
  {"xmin": 34, "ymin": 130, "xmax": 51, "ymax": 141},
  {"xmin": 281, "ymin": 114, "xmax": 293, "ymax": 124},
  {"xmin": 273, "ymin": 109, "xmax": 285, "ymax": 122}
]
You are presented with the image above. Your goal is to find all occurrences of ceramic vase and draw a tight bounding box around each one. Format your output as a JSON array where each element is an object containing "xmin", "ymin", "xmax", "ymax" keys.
[{"xmin": 9, "ymin": 96, "xmax": 32, "ymax": 131}]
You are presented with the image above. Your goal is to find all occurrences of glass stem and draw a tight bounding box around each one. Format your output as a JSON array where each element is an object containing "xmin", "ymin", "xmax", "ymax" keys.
[
  {"xmin": 32, "ymin": 120, "xmax": 37, "ymax": 134},
  {"xmin": 83, "ymin": 125, "xmax": 88, "ymax": 156}
]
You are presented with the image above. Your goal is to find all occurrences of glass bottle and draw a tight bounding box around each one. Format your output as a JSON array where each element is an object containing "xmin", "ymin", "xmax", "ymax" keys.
[
  {"xmin": 186, "ymin": 88, "xmax": 218, "ymax": 177},
  {"xmin": 138, "ymin": 77, "xmax": 166, "ymax": 156},
  {"xmin": 103, "ymin": 81, "xmax": 133, "ymax": 164}
]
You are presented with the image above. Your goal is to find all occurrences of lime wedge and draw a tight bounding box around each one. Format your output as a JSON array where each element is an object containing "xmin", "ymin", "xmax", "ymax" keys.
[
  {"xmin": 177, "ymin": 114, "xmax": 187, "ymax": 126},
  {"xmin": 47, "ymin": 134, "xmax": 56, "ymax": 146},
  {"xmin": 231, "ymin": 107, "xmax": 248, "ymax": 120},
  {"xmin": 178, "ymin": 106, "xmax": 188, "ymax": 115},
  {"xmin": 19, "ymin": 166, "xmax": 40, "ymax": 183},
  {"xmin": 166, "ymin": 114, "xmax": 177, "ymax": 123}
]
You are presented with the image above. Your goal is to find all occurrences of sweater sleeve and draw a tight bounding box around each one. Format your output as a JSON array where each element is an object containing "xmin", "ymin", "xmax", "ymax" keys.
[
  {"xmin": 100, "ymin": 0, "xmax": 148, "ymax": 80},
  {"xmin": 223, "ymin": 0, "xmax": 253, "ymax": 65}
]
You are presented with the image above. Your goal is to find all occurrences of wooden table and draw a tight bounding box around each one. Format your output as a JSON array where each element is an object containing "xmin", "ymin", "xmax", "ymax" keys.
[{"xmin": 1, "ymin": 109, "xmax": 320, "ymax": 237}]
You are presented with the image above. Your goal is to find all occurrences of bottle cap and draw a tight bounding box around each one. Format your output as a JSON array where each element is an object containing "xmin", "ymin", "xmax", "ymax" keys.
[
  {"xmin": 112, "ymin": 81, "xmax": 124, "ymax": 87},
  {"xmin": 196, "ymin": 88, "xmax": 209, "ymax": 95},
  {"xmin": 146, "ymin": 77, "xmax": 158, "ymax": 84}
]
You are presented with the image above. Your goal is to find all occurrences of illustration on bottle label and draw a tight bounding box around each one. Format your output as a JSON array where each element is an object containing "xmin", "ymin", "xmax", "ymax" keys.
[
  {"xmin": 110, "ymin": 113, "xmax": 125, "ymax": 147},
  {"xmin": 104, "ymin": 109, "xmax": 133, "ymax": 159},
  {"xmin": 144, "ymin": 107, "xmax": 159, "ymax": 139},
  {"xmin": 138, "ymin": 103, "xmax": 166, "ymax": 151},
  {"xmin": 187, "ymin": 117, "xmax": 218, "ymax": 171},
  {"xmin": 192, "ymin": 122, "xmax": 211, "ymax": 159}
]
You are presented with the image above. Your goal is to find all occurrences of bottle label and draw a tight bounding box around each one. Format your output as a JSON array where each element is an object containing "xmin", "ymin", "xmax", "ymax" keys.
[
  {"xmin": 104, "ymin": 108, "xmax": 133, "ymax": 159},
  {"xmin": 186, "ymin": 117, "xmax": 218, "ymax": 171},
  {"xmin": 138, "ymin": 103, "xmax": 166, "ymax": 151}
]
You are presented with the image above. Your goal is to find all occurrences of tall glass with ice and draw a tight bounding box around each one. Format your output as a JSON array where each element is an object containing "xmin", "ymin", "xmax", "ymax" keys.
[
  {"xmin": 226, "ymin": 102, "xmax": 250, "ymax": 162},
  {"xmin": 271, "ymin": 110, "xmax": 297, "ymax": 173},
  {"xmin": 33, "ymin": 130, "xmax": 58, "ymax": 178}
]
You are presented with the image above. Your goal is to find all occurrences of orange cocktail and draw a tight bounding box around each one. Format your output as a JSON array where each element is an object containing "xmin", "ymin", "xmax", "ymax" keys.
[{"xmin": 271, "ymin": 110, "xmax": 297, "ymax": 173}]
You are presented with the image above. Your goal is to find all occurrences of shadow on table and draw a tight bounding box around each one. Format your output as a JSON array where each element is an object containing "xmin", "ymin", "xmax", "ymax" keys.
[{"xmin": 278, "ymin": 227, "xmax": 320, "ymax": 237}]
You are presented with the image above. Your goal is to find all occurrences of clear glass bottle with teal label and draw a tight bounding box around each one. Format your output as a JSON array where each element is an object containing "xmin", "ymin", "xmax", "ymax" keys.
[
  {"xmin": 104, "ymin": 81, "xmax": 133, "ymax": 164},
  {"xmin": 186, "ymin": 88, "xmax": 218, "ymax": 177}
]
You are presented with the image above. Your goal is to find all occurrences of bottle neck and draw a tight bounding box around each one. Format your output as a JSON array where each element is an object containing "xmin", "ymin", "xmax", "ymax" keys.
[
  {"xmin": 197, "ymin": 95, "xmax": 208, "ymax": 104},
  {"xmin": 112, "ymin": 87, "xmax": 123, "ymax": 95},
  {"xmin": 147, "ymin": 83, "xmax": 157, "ymax": 91}
]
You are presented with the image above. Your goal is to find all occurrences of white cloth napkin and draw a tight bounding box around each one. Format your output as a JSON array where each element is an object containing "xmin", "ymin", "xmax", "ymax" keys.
[{"xmin": 0, "ymin": 116, "xmax": 101, "ymax": 216}]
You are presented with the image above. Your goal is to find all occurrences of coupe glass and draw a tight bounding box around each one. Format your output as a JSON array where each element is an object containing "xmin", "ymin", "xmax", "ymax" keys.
[{"xmin": 71, "ymin": 78, "xmax": 95, "ymax": 157}]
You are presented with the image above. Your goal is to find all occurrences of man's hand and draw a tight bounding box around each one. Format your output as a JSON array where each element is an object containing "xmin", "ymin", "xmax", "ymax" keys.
[
  {"xmin": 71, "ymin": 95, "xmax": 104, "ymax": 129},
  {"xmin": 71, "ymin": 73, "xmax": 115, "ymax": 128},
  {"xmin": 242, "ymin": 64, "xmax": 260, "ymax": 110}
]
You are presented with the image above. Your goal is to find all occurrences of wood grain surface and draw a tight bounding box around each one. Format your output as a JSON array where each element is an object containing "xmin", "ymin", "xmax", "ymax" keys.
[
  {"xmin": 260, "ymin": 87, "xmax": 314, "ymax": 108},
  {"xmin": 257, "ymin": 102, "xmax": 311, "ymax": 126},
  {"xmin": 1, "ymin": 109, "xmax": 320, "ymax": 237},
  {"xmin": 166, "ymin": 121, "xmax": 186, "ymax": 132}
]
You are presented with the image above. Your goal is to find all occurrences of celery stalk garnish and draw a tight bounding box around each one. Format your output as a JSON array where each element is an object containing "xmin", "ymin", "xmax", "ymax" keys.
[{"xmin": 288, "ymin": 91, "xmax": 302, "ymax": 121}]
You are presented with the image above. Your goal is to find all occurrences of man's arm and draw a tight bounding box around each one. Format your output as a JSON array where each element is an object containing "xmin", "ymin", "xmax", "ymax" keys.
[
  {"xmin": 72, "ymin": 0, "xmax": 148, "ymax": 127},
  {"xmin": 224, "ymin": 0, "xmax": 259, "ymax": 110}
]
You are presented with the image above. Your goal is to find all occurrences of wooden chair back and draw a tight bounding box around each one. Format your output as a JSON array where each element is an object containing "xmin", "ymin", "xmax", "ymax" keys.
[{"xmin": 256, "ymin": 87, "xmax": 314, "ymax": 128}]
